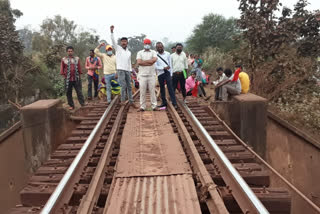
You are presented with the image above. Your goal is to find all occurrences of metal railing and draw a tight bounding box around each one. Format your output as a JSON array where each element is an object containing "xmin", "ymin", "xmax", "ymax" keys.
[
  {"xmin": 41, "ymin": 97, "xmax": 118, "ymax": 214},
  {"xmin": 181, "ymin": 102, "xmax": 269, "ymax": 214}
]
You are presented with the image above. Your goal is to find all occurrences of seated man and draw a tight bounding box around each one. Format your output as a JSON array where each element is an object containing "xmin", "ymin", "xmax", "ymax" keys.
[
  {"xmin": 212, "ymin": 67, "xmax": 228, "ymax": 100},
  {"xmin": 215, "ymin": 68, "xmax": 241, "ymax": 101},
  {"xmin": 237, "ymin": 65, "xmax": 250, "ymax": 94}
]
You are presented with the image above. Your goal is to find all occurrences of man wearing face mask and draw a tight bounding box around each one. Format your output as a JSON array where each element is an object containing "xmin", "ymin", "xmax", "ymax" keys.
[
  {"xmin": 94, "ymin": 44, "xmax": 116, "ymax": 104},
  {"xmin": 136, "ymin": 38, "xmax": 158, "ymax": 111},
  {"xmin": 155, "ymin": 42, "xmax": 177, "ymax": 108},
  {"xmin": 171, "ymin": 43, "xmax": 188, "ymax": 103}
]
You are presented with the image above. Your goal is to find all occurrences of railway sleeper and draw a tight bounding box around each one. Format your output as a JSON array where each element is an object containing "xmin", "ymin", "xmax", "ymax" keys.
[
  {"xmin": 208, "ymin": 169, "xmax": 270, "ymax": 187},
  {"xmin": 219, "ymin": 187, "xmax": 291, "ymax": 214}
]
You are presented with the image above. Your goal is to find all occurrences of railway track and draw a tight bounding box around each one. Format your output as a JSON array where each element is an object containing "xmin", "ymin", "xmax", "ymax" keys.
[
  {"xmin": 166, "ymin": 100, "xmax": 290, "ymax": 213},
  {"xmin": 10, "ymin": 91, "xmax": 320, "ymax": 214}
]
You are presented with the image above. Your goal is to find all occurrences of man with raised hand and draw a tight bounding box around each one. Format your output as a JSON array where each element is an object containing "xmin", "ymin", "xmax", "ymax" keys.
[
  {"xmin": 155, "ymin": 41, "xmax": 177, "ymax": 108},
  {"xmin": 110, "ymin": 25, "xmax": 136, "ymax": 107},
  {"xmin": 94, "ymin": 44, "xmax": 117, "ymax": 104},
  {"xmin": 136, "ymin": 39, "xmax": 158, "ymax": 111}
]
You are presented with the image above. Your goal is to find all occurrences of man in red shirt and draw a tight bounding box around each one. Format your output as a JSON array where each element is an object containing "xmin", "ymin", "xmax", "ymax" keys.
[
  {"xmin": 85, "ymin": 49, "xmax": 102, "ymax": 100},
  {"xmin": 60, "ymin": 46, "xmax": 85, "ymax": 110}
]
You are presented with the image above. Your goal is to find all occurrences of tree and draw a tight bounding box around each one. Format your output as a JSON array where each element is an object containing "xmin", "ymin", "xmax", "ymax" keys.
[
  {"xmin": 0, "ymin": 0, "xmax": 39, "ymax": 103},
  {"xmin": 237, "ymin": 0, "xmax": 320, "ymax": 71},
  {"xmin": 186, "ymin": 14, "xmax": 240, "ymax": 54},
  {"xmin": 235, "ymin": 0, "xmax": 320, "ymax": 105},
  {"xmin": 40, "ymin": 15, "xmax": 77, "ymax": 45},
  {"xmin": 18, "ymin": 27, "xmax": 33, "ymax": 54}
]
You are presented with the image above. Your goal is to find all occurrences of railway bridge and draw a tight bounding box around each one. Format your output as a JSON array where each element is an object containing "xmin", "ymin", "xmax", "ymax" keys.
[{"xmin": 1, "ymin": 91, "xmax": 320, "ymax": 214}]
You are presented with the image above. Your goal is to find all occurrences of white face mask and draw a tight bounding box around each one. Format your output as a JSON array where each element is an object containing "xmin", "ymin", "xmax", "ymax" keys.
[
  {"xmin": 107, "ymin": 51, "xmax": 113, "ymax": 55},
  {"xmin": 144, "ymin": 45, "xmax": 151, "ymax": 49}
]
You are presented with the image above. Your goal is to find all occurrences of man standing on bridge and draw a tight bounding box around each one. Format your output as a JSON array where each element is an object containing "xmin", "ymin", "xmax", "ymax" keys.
[
  {"xmin": 110, "ymin": 25, "xmax": 136, "ymax": 107},
  {"xmin": 60, "ymin": 46, "xmax": 85, "ymax": 110},
  {"xmin": 94, "ymin": 44, "xmax": 117, "ymax": 104},
  {"xmin": 171, "ymin": 43, "xmax": 188, "ymax": 103},
  {"xmin": 85, "ymin": 49, "xmax": 102, "ymax": 100},
  {"xmin": 155, "ymin": 41, "xmax": 177, "ymax": 108},
  {"xmin": 136, "ymin": 39, "xmax": 158, "ymax": 111}
]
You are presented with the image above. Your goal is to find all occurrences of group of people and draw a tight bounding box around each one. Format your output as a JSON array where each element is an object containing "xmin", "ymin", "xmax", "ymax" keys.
[
  {"xmin": 60, "ymin": 25, "xmax": 250, "ymax": 111},
  {"xmin": 212, "ymin": 65, "xmax": 250, "ymax": 101}
]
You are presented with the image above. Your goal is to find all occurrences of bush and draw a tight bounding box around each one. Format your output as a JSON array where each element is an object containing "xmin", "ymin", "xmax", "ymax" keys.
[{"xmin": 202, "ymin": 47, "xmax": 234, "ymax": 71}]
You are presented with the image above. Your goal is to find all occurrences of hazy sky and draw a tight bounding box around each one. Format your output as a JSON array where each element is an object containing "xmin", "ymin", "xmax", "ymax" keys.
[{"xmin": 11, "ymin": 0, "xmax": 320, "ymax": 43}]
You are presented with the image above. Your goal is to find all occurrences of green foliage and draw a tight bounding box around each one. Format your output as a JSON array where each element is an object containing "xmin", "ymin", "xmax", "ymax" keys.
[
  {"xmin": 40, "ymin": 15, "xmax": 77, "ymax": 44},
  {"xmin": 201, "ymin": 48, "xmax": 234, "ymax": 71},
  {"xmin": 0, "ymin": 0, "xmax": 41, "ymax": 104},
  {"xmin": 237, "ymin": 0, "xmax": 320, "ymax": 134},
  {"xmin": 186, "ymin": 13, "xmax": 240, "ymax": 54}
]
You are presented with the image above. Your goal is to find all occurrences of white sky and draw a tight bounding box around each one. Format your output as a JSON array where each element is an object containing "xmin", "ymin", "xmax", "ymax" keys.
[{"xmin": 11, "ymin": 0, "xmax": 320, "ymax": 43}]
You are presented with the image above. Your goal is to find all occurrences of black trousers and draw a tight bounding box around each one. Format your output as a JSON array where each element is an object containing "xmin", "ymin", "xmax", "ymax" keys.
[
  {"xmin": 215, "ymin": 87, "xmax": 220, "ymax": 100},
  {"xmin": 158, "ymin": 72, "xmax": 177, "ymax": 106},
  {"xmin": 66, "ymin": 80, "xmax": 85, "ymax": 107},
  {"xmin": 172, "ymin": 72, "xmax": 186, "ymax": 98},
  {"xmin": 198, "ymin": 83, "xmax": 207, "ymax": 97},
  {"xmin": 88, "ymin": 75, "xmax": 99, "ymax": 98}
]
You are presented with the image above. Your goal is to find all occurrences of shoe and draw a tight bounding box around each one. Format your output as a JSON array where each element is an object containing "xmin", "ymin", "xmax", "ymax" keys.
[
  {"xmin": 204, "ymin": 95, "xmax": 212, "ymax": 101},
  {"xmin": 152, "ymin": 107, "xmax": 160, "ymax": 111},
  {"xmin": 173, "ymin": 105, "xmax": 178, "ymax": 109},
  {"xmin": 184, "ymin": 100, "xmax": 189, "ymax": 104},
  {"xmin": 157, "ymin": 103, "xmax": 167, "ymax": 108},
  {"xmin": 88, "ymin": 97, "xmax": 92, "ymax": 100},
  {"xmin": 137, "ymin": 108, "xmax": 145, "ymax": 112}
]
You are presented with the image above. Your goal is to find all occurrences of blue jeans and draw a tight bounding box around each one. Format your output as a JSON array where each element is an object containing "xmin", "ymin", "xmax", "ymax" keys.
[{"xmin": 105, "ymin": 73, "xmax": 116, "ymax": 103}]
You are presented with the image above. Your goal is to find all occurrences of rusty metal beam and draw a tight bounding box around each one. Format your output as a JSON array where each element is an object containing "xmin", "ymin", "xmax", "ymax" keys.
[
  {"xmin": 167, "ymin": 101, "xmax": 229, "ymax": 214},
  {"xmin": 178, "ymin": 101, "xmax": 269, "ymax": 214},
  {"xmin": 40, "ymin": 96, "xmax": 119, "ymax": 214},
  {"xmin": 207, "ymin": 106, "xmax": 320, "ymax": 214},
  {"xmin": 77, "ymin": 90, "xmax": 140, "ymax": 214},
  {"xmin": 76, "ymin": 106, "xmax": 125, "ymax": 213}
]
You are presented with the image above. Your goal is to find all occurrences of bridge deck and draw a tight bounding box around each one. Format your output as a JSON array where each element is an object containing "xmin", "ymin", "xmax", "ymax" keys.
[{"xmin": 104, "ymin": 107, "xmax": 201, "ymax": 214}]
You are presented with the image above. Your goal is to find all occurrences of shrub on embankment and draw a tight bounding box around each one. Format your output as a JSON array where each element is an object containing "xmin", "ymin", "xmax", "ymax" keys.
[{"xmin": 186, "ymin": 0, "xmax": 320, "ymax": 138}]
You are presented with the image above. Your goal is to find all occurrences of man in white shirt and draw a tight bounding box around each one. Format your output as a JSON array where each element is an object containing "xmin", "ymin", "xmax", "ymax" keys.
[
  {"xmin": 110, "ymin": 25, "xmax": 136, "ymax": 107},
  {"xmin": 155, "ymin": 42, "xmax": 177, "ymax": 108},
  {"xmin": 213, "ymin": 67, "xmax": 228, "ymax": 100},
  {"xmin": 215, "ymin": 68, "xmax": 241, "ymax": 101},
  {"xmin": 171, "ymin": 43, "xmax": 188, "ymax": 102},
  {"xmin": 136, "ymin": 38, "xmax": 158, "ymax": 111}
]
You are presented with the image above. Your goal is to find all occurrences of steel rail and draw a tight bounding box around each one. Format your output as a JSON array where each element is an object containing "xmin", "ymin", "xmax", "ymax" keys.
[
  {"xmin": 167, "ymin": 101, "xmax": 229, "ymax": 214},
  {"xmin": 180, "ymin": 101, "xmax": 269, "ymax": 214},
  {"xmin": 207, "ymin": 106, "xmax": 320, "ymax": 213},
  {"xmin": 77, "ymin": 90, "xmax": 140, "ymax": 214},
  {"xmin": 41, "ymin": 97, "xmax": 119, "ymax": 214}
]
